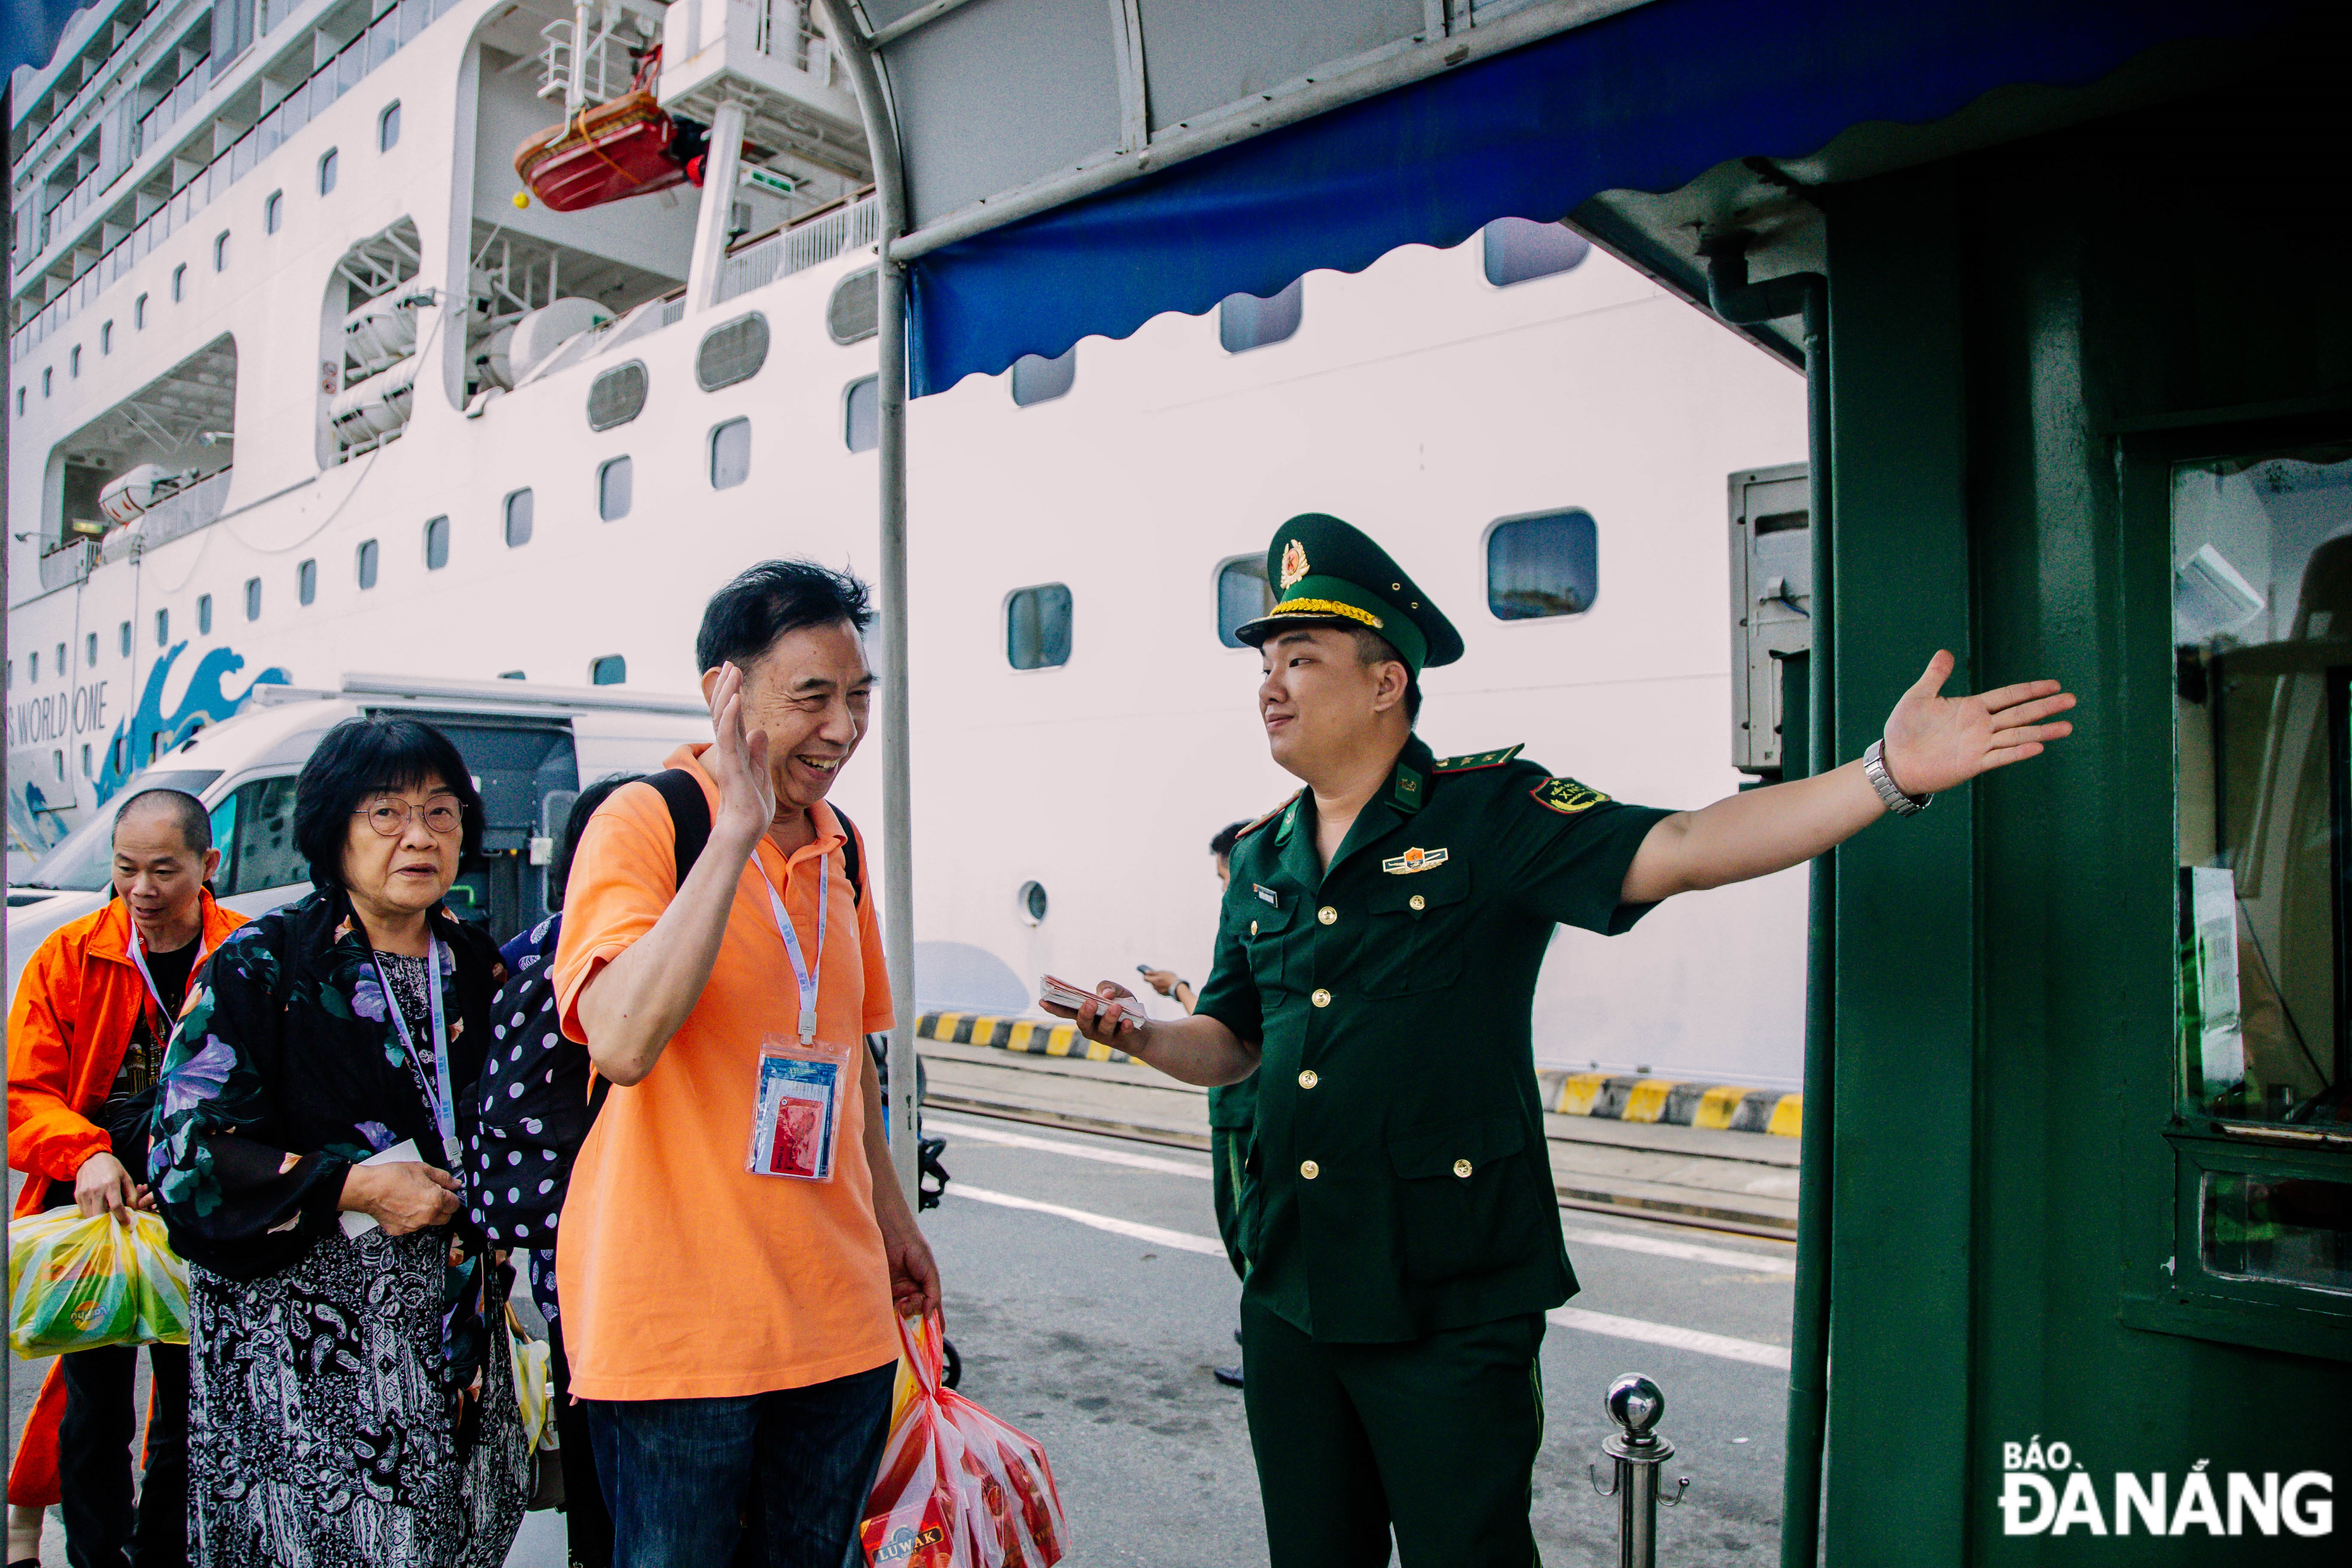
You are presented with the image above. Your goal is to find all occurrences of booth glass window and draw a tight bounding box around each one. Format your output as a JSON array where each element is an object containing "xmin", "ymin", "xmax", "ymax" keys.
[
  {"xmin": 2172, "ymin": 445, "xmax": 2352, "ymax": 1299},
  {"xmin": 1007, "ymin": 584, "xmax": 1073, "ymax": 670},
  {"xmin": 1216, "ymin": 554, "xmax": 1274, "ymax": 648}
]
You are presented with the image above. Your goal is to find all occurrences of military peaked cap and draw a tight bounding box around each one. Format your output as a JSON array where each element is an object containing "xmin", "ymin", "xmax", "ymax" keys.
[{"xmin": 1232, "ymin": 513, "xmax": 1465, "ymax": 673}]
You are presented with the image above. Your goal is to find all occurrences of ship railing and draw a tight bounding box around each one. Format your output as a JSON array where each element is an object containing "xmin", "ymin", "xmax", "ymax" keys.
[
  {"xmin": 131, "ymin": 54, "xmax": 212, "ymax": 162},
  {"xmin": 10, "ymin": 0, "xmax": 461, "ymax": 358},
  {"xmin": 714, "ymin": 194, "xmax": 879, "ymax": 306},
  {"xmin": 36, "ymin": 541, "xmax": 98, "ymax": 594}
]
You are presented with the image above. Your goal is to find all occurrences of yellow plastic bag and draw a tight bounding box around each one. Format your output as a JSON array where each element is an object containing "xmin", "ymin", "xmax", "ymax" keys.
[
  {"xmin": 507, "ymin": 1308, "xmax": 552, "ymax": 1453},
  {"xmin": 7, "ymin": 1210, "xmax": 190, "ymax": 1359}
]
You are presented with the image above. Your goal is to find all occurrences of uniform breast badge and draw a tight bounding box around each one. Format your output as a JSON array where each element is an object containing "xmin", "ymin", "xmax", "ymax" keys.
[
  {"xmin": 1380, "ymin": 846, "xmax": 1449, "ymax": 875},
  {"xmin": 1532, "ymin": 778, "xmax": 1611, "ymax": 815}
]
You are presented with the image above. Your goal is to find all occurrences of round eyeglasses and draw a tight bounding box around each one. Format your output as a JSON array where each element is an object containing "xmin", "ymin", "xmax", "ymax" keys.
[{"xmin": 355, "ymin": 798, "xmax": 464, "ymax": 836}]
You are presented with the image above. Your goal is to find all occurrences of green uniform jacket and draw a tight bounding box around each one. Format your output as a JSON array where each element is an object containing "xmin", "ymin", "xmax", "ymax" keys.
[{"xmin": 1193, "ymin": 734, "xmax": 1669, "ymax": 1344}]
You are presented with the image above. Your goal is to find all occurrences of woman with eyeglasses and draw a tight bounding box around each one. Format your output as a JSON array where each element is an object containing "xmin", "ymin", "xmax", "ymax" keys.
[{"xmin": 149, "ymin": 715, "xmax": 527, "ymax": 1567}]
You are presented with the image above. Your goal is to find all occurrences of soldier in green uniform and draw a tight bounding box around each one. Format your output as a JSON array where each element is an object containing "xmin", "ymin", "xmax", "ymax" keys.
[{"xmin": 1044, "ymin": 514, "xmax": 2076, "ymax": 1567}]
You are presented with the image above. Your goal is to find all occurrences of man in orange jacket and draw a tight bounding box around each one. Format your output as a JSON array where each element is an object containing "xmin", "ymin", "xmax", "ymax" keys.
[{"xmin": 7, "ymin": 789, "xmax": 245, "ymax": 1568}]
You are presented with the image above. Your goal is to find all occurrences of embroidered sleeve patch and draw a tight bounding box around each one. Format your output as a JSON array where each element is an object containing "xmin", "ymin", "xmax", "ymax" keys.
[{"xmin": 1531, "ymin": 777, "xmax": 1611, "ymax": 815}]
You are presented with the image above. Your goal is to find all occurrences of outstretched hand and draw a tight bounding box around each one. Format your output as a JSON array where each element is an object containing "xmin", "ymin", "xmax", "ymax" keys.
[{"xmin": 1880, "ymin": 651, "xmax": 2076, "ymax": 797}]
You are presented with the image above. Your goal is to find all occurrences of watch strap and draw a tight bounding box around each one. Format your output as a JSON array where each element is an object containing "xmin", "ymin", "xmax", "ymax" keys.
[{"xmin": 1864, "ymin": 739, "xmax": 1931, "ymax": 816}]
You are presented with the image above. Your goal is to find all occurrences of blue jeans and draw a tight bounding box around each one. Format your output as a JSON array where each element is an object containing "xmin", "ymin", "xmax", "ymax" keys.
[{"xmin": 584, "ymin": 1362, "xmax": 896, "ymax": 1568}]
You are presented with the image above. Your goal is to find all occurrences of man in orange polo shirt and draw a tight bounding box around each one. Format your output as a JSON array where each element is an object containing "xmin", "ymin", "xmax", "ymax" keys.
[
  {"xmin": 554, "ymin": 560, "xmax": 938, "ymax": 1568},
  {"xmin": 8, "ymin": 789, "xmax": 246, "ymax": 1568}
]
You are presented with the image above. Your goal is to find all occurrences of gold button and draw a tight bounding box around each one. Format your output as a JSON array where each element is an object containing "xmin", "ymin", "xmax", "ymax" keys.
[
  {"xmin": 1317, "ymin": 906, "xmax": 1337, "ymax": 925},
  {"xmin": 1409, "ymin": 894, "xmax": 1426, "ymax": 912},
  {"xmin": 1298, "ymin": 1069, "xmax": 1319, "ymax": 1089},
  {"xmin": 1311, "ymin": 988, "xmax": 1332, "ymax": 1008},
  {"xmin": 1300, "ymin": 1160, "xmax": 1320, "ymax": 1180},
  {"xmin": 1250, "ymin": 920, "xmax": 1259, "ymax": 936},
  {"xmin": 1453, "ymin": 1158, "xmax": 1473, "ymax": 1179}
]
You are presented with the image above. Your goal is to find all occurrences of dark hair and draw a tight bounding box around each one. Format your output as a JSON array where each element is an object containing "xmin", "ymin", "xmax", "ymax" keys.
[
  {"xmin": 113, "ymin": 788, "xmax": 212, "ymax": 855},
  {"xmin": 293, "ymin": 716, "xmax": 485, "ymax": 889},
  {"xmin": 552, "ymin": 773, "xmax": 643, "ymax": 909},
  {"xmin": 695, "ymin": 559, "xmax": 874, "ymax": 676},
  {"xmin": 1209, "ymin": 821, "xmax": 1247, "ymax": 861},
  {"xmin": 1345, "ymin": 625, "xmax": 1422, "ymax": 724}
]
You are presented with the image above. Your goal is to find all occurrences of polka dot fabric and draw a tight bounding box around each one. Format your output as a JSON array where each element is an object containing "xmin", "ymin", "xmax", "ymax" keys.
[{"xmin": 468, "ymin": 914, "xmax": 603, "ymax": 1274}]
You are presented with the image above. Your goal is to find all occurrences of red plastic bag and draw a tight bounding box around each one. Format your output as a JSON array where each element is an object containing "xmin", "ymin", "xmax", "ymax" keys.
[{"xmin": 861, "ymin": 1312, "xmax": 1066, "ymax": 1568}]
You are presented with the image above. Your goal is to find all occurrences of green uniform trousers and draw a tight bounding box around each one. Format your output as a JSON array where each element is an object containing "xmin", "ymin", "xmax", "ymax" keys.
[
  {"xmin": 1210, "ymin": 1125, "xmax": 1250, "ymax": 1281},
  {"xmin": 1240, "ymin": 1298, "xmax": 1546, "ymax": 1568}
]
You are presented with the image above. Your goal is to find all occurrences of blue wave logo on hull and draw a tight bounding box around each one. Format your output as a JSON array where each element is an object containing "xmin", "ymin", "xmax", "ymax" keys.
[{"xmin": 94, "ymin": 643, "xmax": 290, "ymax": 803}]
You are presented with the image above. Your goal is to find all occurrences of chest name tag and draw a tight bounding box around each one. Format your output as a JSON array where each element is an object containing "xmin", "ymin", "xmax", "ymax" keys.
[
  {"xmin": 1381, "ymin": 846, "xmax": 1449, "ymax": 875},
  {"xmin": 1254, "ymin": 884, "xmax": 1280, "ymax": 906},
  {"xmin": 1533, "ymin": 778, "xmax": 1611, "ymax": 815}
]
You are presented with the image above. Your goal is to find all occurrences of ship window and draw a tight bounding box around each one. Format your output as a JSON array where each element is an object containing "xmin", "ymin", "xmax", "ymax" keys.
[
  {"xmin": 1216, "ymin": 554, "xmax": 1275, "ymax": 648},
  {"xmin": 598, "ymin": 456, "xmax": 633, "ymax": 520},
  {"xmin": 590, "ymin": 655, "xmax": 626, "ymax": 686},
  {"xmin": 1487, "ymin": 509, "xmax": 1599, "ymax": 620},
  {"xmin": 356, "ymin": 538, "xmax": 378, "ymax": 589},
  {"xmin": 243, "ymin": 578, "xmax": 261, "ymax": 621},
  {"xmin": 14, "ymin": 389, "xmax": 21, "ymax": 414},
  {"xmin": 85, "ymin": 634, "xmax": 96, "ymax": 665},
  {"xmin": 1006, "ymin": 583, "xmax": 1073, "ymax": 671},
  {"xmin": 265, "ymin": 190, "xmax": 282, "ymax": 234},
  {"xmin": 586, "ymin": 361, "xmax": 647, "ymax": 430},
  {"xmin": 82, "ymin": 745, "xmax": 91, "ymax": 777},
  {"xmin": 1481, "ymin": 218, "xmax": 1592, "ymax": 288},
  {"xmin": 116, "ymin": 622, "xmax": 129, "ymax": 656},
  {"xmin": 377, "ymin": 102, "xmax": 401, "ymax": 152},
  {"xmin": 827, "ymin": 268, "xmax": 877, "ymax": 345},
  {"xmin": 100, "ymin": 322, "xmax": 111, "ymax": 354},
  {"xmin": 135, "ymin": 294, "xmax": 146, "ymax": 328},
  {"xmin": 28, "ymin": 652, "xmax": 36, "ymax": 681},
  {"xmin": 1220, "ymin": 280, "xmax": 1304, "ymax": 353},
  {"xmin": 172, "ymin": 264, "xmax": 185, "ymax": 302},
  {"xmin": 318, "ymin": 148, "xmax": 338, "ymax": 195},
  {"xmin": 55, "ymin": 643, "xmax": 64, "ymax": 673},
  {"xmin": 297, "ymin": 559, "xmax": 317, "ymax": 606},
  {"xmin": 52, "ymin": 751, "xmax": 62, "ymax": 780},
  {"xmin": 424, "ymin": 515, "xmax": 450, "ymax": 570},
  {"xmin": 710, "ymin": 419, "xmax": 751, "ymax": 489},
  {"xmin": 1011, "ymin": 349, "xmax": 1075, "ymax": 407},
  {"xmin": 69, "ymin": 347, "xmax": 79, "ymax": 377},
  {"xmin": 504, "ymin": 490, "xmax": 534, "ymax": 548},
  {"xmin": 154, "ymin": 609, "xmax": 167, "ymax": 646},
  {"xmin": 1017, "ymin": 880, "xmax": 1048, "ymax": 925},
  {"xmin": 43, "ymin": 368, "xmax": 51, "ymax": 396},
  {"xmin": 695, "ymin": 313, "xmax": 769, "ymax": 391},
  {"xmin": 213, "ymin": 231, "xmax": 228, "ymax": 272},
  {"xmin": 844, "ymin": 376, "xmax": 878, "ymax": 453},
  {"xmin": 197, "ymin": 595, "xmax": 212, "ymax": 634}
]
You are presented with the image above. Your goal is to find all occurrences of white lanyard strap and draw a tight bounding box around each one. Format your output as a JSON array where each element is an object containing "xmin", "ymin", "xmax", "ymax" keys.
[
  {"xmin": 761, "ymin": 848, "xmax": 828, "ymax": 1045},
  {"xmin": 127, "ymin": 924, "xmax": 207, "ymax": 1038},
  {"xmin": 374, "ymin": 934, "xmax": 461, "ymax": 1169}
]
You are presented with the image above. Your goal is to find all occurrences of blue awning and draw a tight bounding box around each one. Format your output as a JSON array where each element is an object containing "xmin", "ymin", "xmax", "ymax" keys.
[{"xmin": 906, "ymin": 0, "xmax": 2296, "ymax": 397}]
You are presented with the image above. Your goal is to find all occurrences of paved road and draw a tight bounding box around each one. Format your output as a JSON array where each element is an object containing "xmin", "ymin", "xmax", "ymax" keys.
[{"xmin": 12, "ymin": 1118, "xmax": 1795, "ymax": 1567}]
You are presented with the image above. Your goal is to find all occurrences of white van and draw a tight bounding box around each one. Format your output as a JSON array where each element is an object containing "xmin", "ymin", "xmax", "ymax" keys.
[{"xmin": 6, "ymin": 673, "xmax": 711, "ymax": 986}]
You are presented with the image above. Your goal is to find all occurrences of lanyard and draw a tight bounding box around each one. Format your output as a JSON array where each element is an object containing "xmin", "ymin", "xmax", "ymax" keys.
[
  {"xmin": 127, "ymin": 923, "xmax": 207, "ymax": 1041},
  {"xmin": 760, "ymin": 849, "xmax": 827, "ymax": 1045},
  {"xmin": 374, "ymin": 934, "xmax": 461, "ymax": 1170}
]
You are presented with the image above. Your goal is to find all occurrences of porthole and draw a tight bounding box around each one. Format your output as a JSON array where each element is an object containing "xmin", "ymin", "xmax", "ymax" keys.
[
  {"xmin": 197, "ymin": 594, "xmax": 213, "ymax": 634},
  {"xmin": 424, "ymin": 514, "xmax": 450, "ymax": 570},
  {"xmin": 265, "ymin": 190, "xmax": 283, "ymax": 234},
  {"xmin": 1216, "ymin": 554, "xmax": 1274, "ymax": 648},
  {"xmin": 213, "ymin": 231, "xmax": 229, "ymax": 272},
  {"xmin": 843, "ymin": 375, "xmax": 878, "ymax": 453},
  {"xmin": 1219, "ymin": 279, "xmax": 1304, "ymax": 353},
  {"xmin": 1011, "ymin": 349, "xmax": 1075, "ymax": 407},
  {"xmin": 504, "ymin": 489, "xmax": 534, "ymax": 548},
  {"xmin": 244, "ymin": 578, "xmax": 262, "ymax": 621},
  {"xmin": 116, "ymin": 621, "xmax": 129, "ymax": 655},
  {"xmin": 297, "ymin": 559, "xmax": 317, "ymax": 606},
  {"xmin": 590, "ymin": 655, "xmax": 626, "ymax": 686},
  {"xmin": 377, "ymin": 101, "xmax": 401, "ymax": 152},
  {"xmin": 710, "ymin": 419, "xmax": 750, "ymax": 489},
  {"xmin": 586, "ymin": 361, "xmax": 648, "ymax": 430},
  {"xmin": 599, "ymin": 456, "xmax": 633, "ymax": 520},
  {"xmin": 695, "ymin": 313, "xmax": 769, "ymax": 391},
  {"xmin": 356, "ymin": 538, "xmax": 380, "ymax": 589},
  {"xmin": 1481, "ymin": 217, "xmax": 1591, "ymax": 288},
  {"xmin": 318, "ymin": 148, "xmax": 339, "ymax": 195},
  {"xmin": 1016, "ymin": 880, "xmax": 1049, "ymax": 925},
  {"xmin": 827, "ymin": 267, "xmax": 877, "ymax": 345},
  {"xmin": 1006, "ymin": 583, "xmax": 1073, "ymax": 670},
  {"xmin": 1486, "ymin": 509, "xmax": 1599, "ymax": 620},
  {"xmin": 154, "ymin": 609, "xmax": 168, "ymax": 646}
]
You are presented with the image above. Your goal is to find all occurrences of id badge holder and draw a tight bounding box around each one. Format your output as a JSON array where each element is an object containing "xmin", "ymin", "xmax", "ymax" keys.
[{"xmin": 746, "ymin": 1034, "xmax": 855, "ymax": 1182}]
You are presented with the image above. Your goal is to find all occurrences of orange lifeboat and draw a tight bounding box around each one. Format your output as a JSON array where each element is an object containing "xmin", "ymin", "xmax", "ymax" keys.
[{"xmin": 514, "ymin": 50, "xmax": 704, "ymax": 214}]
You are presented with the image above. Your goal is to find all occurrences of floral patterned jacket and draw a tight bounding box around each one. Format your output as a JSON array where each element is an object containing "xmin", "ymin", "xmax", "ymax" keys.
[{"xmin": 149, "ymin": 888, "xmax": 509, "ymax": 1381}]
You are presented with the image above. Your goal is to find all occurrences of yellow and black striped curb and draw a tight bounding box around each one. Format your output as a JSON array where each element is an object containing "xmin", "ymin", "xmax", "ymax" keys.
[
  {"xmin": 918, "ymin": 1011, "xmax": 1133, "ymax": 1063},
  {"xmin": 920, "ymin": 1012, "xmax": 1798, "ymax": 1134},
  {"xmin": 1539, "ymin": 1070, "xmax": 1801, "ymax": 1136}
]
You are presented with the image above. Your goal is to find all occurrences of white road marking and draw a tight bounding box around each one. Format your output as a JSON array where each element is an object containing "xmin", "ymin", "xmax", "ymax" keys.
[
  {"xmin": 1546, "ymin": 1307, "xmax": 1792, "ymax": 1369},
  {"xmin": 929, "ymin": 1116, "xmax": 1215, "ymax": 1178},
  {"xmin": 1562, "ymin": 1225, "xmax": 1796, "ymax": 1275},
  {"xmin": 950, "ymin": 1184, "xmax": 1228, "ymax": 1256}
]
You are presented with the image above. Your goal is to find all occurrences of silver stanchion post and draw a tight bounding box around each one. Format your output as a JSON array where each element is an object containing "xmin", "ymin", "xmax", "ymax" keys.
[{"xmin": 1589, "ymin": 1373, "xmax": 1692, "ymax": 1568}]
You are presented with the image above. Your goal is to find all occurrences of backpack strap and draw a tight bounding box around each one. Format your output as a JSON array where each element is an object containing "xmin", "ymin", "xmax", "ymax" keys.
[
  {"xmin": 646, "ymin": 770, "xmax": 711, "ymax": 891},
  {"xmin": 830, "ymin": 805, "xmax": 864, "ymax": 907}
]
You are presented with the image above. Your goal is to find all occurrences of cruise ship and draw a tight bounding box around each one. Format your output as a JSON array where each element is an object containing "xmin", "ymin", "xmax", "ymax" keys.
[{"xmin": 8, "ymin": 0, "xmax": 1809, "ymax": 1089}]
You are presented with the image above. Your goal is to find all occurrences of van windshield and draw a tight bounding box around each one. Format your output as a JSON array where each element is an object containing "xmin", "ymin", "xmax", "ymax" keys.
[{"xmin": 18, "ymin": 771, "xmax": 225, "ymax": 891}]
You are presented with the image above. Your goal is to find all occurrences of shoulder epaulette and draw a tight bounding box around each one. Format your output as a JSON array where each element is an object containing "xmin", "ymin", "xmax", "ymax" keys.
[
  {"xmin": 1433, "ymin": 744, "xmax": 1525, "ymax": 774},
  {"xmin": 1233, "ymin": 790, "xmax": 1303, "ymax": 841}
]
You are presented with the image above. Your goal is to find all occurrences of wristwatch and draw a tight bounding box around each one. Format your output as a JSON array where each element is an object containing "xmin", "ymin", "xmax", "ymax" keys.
[{"xmin": 1862, "ymin": 739, "xmax": 1931, "ymax": 817}]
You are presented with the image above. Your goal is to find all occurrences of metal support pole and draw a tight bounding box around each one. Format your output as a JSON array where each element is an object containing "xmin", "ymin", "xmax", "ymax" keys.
[
  {"xmin": 818, "ymin": 0, "xmax": 920, "ymax": 1202},
  {"xmin": 1589, "ymin": 1374, "xmax": 1690, "ymax": 1568},
  {"xmin": 684, "ymin": 99, "xmax": 749, "ymax": 315}
]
